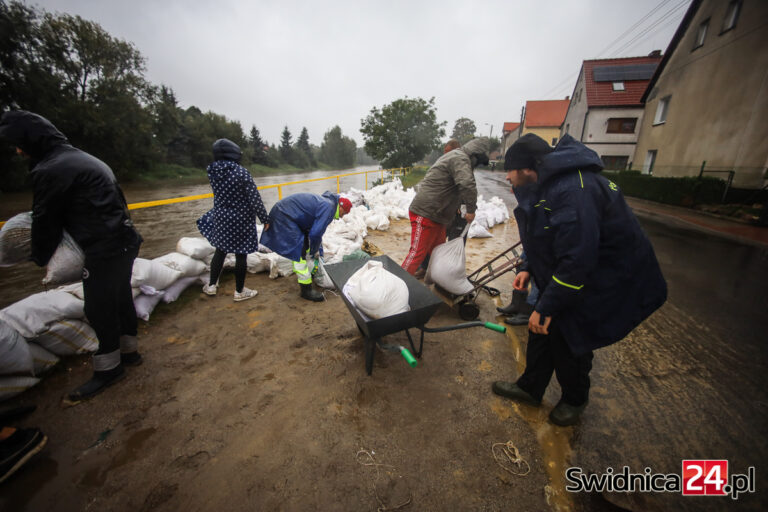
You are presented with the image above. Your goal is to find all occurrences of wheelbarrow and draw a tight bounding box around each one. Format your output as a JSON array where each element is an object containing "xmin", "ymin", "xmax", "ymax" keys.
[
  {"xmin": 439, "ymin": 241, "xmax": 525, "ymax": 321},
  {"xmin": 324, "ymin": 255, "xmax": 506, "ymax": 375}
]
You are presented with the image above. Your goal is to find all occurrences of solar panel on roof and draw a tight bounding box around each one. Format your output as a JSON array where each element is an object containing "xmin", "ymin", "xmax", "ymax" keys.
[{"xmin": 593, "ymin": 63, "xmax": 658, "ymax": 82}]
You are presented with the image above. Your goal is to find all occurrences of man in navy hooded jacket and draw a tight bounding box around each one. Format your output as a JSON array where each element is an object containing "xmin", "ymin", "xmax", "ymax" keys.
[
  {"xmin": 492, "ymin": 133, "xmax": 666, "ymax": 426},
  {"xmin": 0, "ymin": 110, "xmax": 143, "ymax": 405}
]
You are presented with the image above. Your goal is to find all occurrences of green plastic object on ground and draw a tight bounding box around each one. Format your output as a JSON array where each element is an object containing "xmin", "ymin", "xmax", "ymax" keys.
[
  {"xmin": 342, "ymin": 250, "xmax": 371, "ymax": 261},
  {"xmin": 399, "ymin": 347, "xmax": 418, "ymax": 367},
  {"xmin": 484, "ymin": 322, "xmax": 506, "ymax": 333}
]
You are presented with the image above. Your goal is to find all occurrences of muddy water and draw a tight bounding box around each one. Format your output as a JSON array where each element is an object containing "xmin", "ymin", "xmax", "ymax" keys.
[{"xmin": 0, "ymin": 166, "xmax": 379, "ymax": 309}]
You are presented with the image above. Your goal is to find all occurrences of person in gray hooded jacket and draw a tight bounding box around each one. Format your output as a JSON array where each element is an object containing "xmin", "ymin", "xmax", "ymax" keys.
[{"xmin": 401, "ymin": 138, "xmax": 490, "ymax": 275}]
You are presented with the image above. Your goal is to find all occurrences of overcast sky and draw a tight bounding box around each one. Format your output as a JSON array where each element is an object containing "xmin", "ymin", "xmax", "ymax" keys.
[{"xmin": 30, "ymin": 0, "xmax": 691, "ymax": 146}]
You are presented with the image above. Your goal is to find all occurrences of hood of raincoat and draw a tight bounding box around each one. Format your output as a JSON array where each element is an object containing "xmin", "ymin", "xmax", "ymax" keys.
[
  {"xmin": 212, "ymin": 138, "xmax": 242, "ymax": 162},
  {"xmin": 461, "ymin": 138, "xmax": 491, "ymax": 163},
  {"xmin": 536, "ymin": 134, "xmax": 604, "ymax": 185},
  {"xmin": 0, "ymin": 110, "xmax": 69, "ymax": 161}
]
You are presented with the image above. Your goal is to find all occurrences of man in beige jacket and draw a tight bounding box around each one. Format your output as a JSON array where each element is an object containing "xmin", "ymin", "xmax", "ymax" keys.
[{"xmin": 402, "ymin": 138, "xmax": 490, "ymax": 275}]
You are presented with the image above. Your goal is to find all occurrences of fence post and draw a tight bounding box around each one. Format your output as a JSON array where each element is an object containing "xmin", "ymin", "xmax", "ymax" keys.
[
  {"xmin": 336, "ymin": 176, "xmax": 340, "ymax": 193},
  {"xmin": 278, "ymin": 185, "xmax": 283, "ymax": 200}
]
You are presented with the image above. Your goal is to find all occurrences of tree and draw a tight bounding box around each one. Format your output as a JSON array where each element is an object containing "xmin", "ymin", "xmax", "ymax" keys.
[
  {"xmin": 295, "ymin": 127, "xmax": 315, "ymax": 168},
  {"xmin": 249, "ymin": 125, "xmax": 269, "ymax": 165},
  {"xmin": 279, "ymin": 125, "xmax": 294, "ymax": 164},
  {"xmin": 451, "ymin": 117, "xmax": 477, "ymax": 145},
  {"xmin": 320, "ymin": 126, "xmax": 356, "ymax": 169},
  {"xmin": 360, "ymin": 96, "xmax": 445, "ymax": 168}
]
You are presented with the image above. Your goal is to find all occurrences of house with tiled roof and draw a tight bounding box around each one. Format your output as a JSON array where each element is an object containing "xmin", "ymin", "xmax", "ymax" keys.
[
  {"xmin": 561, "ymin": 53, "xmax": 662, "ymax": 170},
  {"xmin": 501, "ymin": 121, "xmax": 521, "ymax": 157},
  {"xmin": 522, "ymin": 100, "xmax": 570, "ymax": 147},
  {"xmin": 633, "ymin": 0, "xmax": 768, "ymax": 188}
]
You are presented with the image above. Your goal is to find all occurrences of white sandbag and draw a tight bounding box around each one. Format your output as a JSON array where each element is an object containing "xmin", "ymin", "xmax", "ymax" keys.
[
  {"xmin": 42, "ymin": 231, "xmax": 85, "ymax": 286},
  {"xmin": 0, "ymin": 212, "xmax": 32, "ymax": 267},
  {"xmin": 468, "ymin": 221, "xmax": 492, "ymax": 238},
  {"xmin": 134, "ymin": 291, "xmax": 165, "ymax": 321},
  {"xmin": 131, "ymin": 258, "xmax": 182, "ymax": 290},
  {"xmin": 425, "ymin": 237, "xmax": 474, "ymax": 295},
  {"xmin": 0, "ymin": 290, "xmax": 85, "ymax": 338},
  {"xmin": 176, "ymin": 237, "xmax": 215, "ymax": 260},
  {"xmin": 28, "ymin": 343, "xmax": 59, "ymax": 376},
  {"xmin": 57, "ymin": 282, "xmax": 85, "ymax": 300},
  {"xmin": 265, "ymin": 253, "xmax": 294, "ymax": 279},
  {"xmin": 32, "ymin": 319, "xmax": 98, "ymax": 356},
  {"xmin": 364, "ymin": 212, "xmax": 390, "ymax": 231},
  {"xmin": 311, "ymin": 258, "xmax": 335, "ymax": 289},
  {"xmin": 0, "ymin": 376, "xmax": 40, "ymax": 402},
  {"xmin": 0, "ymin": 320, "xmax": 33, "ymax": 376},
  {"xmin": 345, "ymin": 260, "xmax": 409, "ymax": 319},
  {"xmin": 161, "ymin": 275, "xmax": 201, "ymax": 303},
  {"xmin": 246, "ymin": 252, "xmax": 271, "ymax": 274},
  {"xmin": 153, "ymin": 252, "xmax": 207, "ymax": 277}
]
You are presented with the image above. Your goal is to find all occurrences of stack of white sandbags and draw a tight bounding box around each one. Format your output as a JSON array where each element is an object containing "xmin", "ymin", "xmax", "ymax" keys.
[{"xmin": 468, "ymin": 195, "xmax": 511, "ymax": 238}]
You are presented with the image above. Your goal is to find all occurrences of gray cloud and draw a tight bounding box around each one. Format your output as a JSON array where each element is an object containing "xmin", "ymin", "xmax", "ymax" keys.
[{"xmin": 30, "ymin": 0, "xmax": 687, "ymax": 145}]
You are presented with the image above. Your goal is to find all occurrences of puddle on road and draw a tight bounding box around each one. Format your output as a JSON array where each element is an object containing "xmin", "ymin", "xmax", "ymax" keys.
[
  {"xmin": 79, "ymin": 427, "xmax": 157, "ymax": 487},
  {"xmin": 496, "ymin": 301, "xmax": 574, "ymax": 512}
]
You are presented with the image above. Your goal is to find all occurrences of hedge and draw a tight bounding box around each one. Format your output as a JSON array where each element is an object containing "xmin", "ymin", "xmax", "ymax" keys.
[{"xmin": 602, "ymin": 171, "xmax": 726, "ymax": 207}]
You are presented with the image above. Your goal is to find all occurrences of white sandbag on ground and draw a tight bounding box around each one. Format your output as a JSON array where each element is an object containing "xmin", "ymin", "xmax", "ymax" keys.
[
  {"xmin": 176, "ymin": 237, "xmax": 215, "ymax": 260},
  {"xmin": 57, "ymin": 282, "xmax": 85, "ymax": 300},
  {"xmin": 153, "ymin": 252, "xmax": 207, "ymax": 277},
  {"xmin": 131, "ymin": 258, "xmax": 182, "ymax": 290},
  {"xmin": 0, "ymin": 320, "xmax": 33, "ymax": 376},
  {"xmin": 468, "ymin": 222, "xmax": 492, "ymax": 238},
  {"xmin": 32, "ymin": 319, "xmax": 98, "ymax": 356},
  {"xmin": 135, "ymin": 291, "xmax": 166, "ymax": 321},
  {"xmin": 0, "ymin": 290, "xmax": 85, "ymax": 338},
  {"xmin": 0, "ymin": 376, "xmax": 40, "ymax": 402},
  {"xmin": 264, "ymin": 253, "xmax": 294, "ymax": 279},
  {"xmin": 42, "ymin": 231, "xmax": 85, "ymax": 286},
  {"xmin": 308, "ymin": 258, "xmax": 335, "ymax": 289},
  {"xmin": 246, "ymin": 253, "xmax": 271, "ymax": 274},
  {"xmin": 344, "ymin": 260, "xmax": 410, "ymax": 319},
  {"xmin": 162, "ymin": 275, "xmax": 203, "ymax": 303},
  {"xmin": 425, "ymin": 237, "xmax": 475, "ymax": 295},
  {"xmin": 28, "ymin": 343, "xmax": 59, "ymax": 376},
  {"xmin": 0, "ymin": 212, "xmax": 32, "ymax": 267}
]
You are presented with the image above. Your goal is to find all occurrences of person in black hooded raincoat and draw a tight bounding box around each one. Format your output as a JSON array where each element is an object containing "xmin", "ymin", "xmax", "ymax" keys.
[
  {"xmin": 197, "ymin": 138, "xmax": 269, "ymax": 302},
  {"xmin": 492, "ymin": 133, "xmax": 667, "ymax": 426},
  {"xmin": 0, "ymin": 110, "xmax": 143, "ymax": 404}
]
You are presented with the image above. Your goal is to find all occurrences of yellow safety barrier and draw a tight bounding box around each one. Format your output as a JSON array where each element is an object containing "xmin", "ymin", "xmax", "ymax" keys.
[{"xmin": 0, "ymin": 167, "xmax": 412, "ymax": 227}]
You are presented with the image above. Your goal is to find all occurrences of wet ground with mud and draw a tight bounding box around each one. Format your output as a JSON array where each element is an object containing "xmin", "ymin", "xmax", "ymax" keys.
[{"xmin": 2, "ymin": 173, "xmax": 766, "ymax": 511}]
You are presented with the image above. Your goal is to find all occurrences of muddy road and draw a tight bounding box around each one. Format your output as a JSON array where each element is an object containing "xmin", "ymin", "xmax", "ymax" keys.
[{"xmin": 1, "ymin": 172, "xmax": 766, "ymax": 511}]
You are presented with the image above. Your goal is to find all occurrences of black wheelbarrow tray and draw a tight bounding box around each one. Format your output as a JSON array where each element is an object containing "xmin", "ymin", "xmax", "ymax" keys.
[{"xmin": 324, "ymin": 255, "xmax": 507, "ymax": 375}]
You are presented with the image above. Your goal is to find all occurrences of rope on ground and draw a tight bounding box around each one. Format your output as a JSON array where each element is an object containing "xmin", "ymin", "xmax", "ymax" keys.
[
  {"xmin": 491, "ymin": 440, "xmax": 531, "ymax": 476},
  {"xmin": 356, "ymin": 449, "xmax": 412, "ymax": 512}
]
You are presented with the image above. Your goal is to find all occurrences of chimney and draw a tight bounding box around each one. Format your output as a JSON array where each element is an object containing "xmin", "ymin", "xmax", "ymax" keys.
[
  {"xmin": 648, "ymin": 49, "xmax": 661, "ymax": 58},
  {"xmin": 565, "ymin": 95, "xmax": 570, "ymax": 100}
]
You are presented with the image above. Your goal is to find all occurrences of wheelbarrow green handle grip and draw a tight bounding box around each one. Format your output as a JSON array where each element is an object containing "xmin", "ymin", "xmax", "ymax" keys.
[
  {"xmin": 484, "ymin": 322, "xmax": 506, "ymax": 333},
  {"xmin": 400, "ymin": 347, "xmax": 418, "ymax": 367}
]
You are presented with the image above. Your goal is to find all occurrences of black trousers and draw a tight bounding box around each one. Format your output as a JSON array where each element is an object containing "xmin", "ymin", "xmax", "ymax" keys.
[
  {"xmin": 82, "ymin": 246, "xmax": 139, "ymax": 369},
  {"xmin": 516, "ymin": 323, "xmax": 594, "ymax": 406},
  {"xmin": 209, "ymin": 249, "xmax": 247, "ymax": 291}
]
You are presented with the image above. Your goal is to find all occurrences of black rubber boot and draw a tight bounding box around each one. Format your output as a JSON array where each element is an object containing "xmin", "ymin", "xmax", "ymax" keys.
[
  {"xmin": 121, "ymin": 351, "xmax": 143, "ymax": 367},
  {"xmin": 496, "ymin": 289, "xmax": 528, "ymax": 315},
  {"xmin": 300, "ymin": 283, "xmax": 324, "ymax": 302},
  {"xmin": 491, "ymin": 381, "xmax": 541, "ymax": 406},
  {"xmin": 65, "ymin": 365, "xmax": 125, "ymax": 405},
  {"xmin": 549, "ymin": 400, "xmax": 589, "ymax": 426}
]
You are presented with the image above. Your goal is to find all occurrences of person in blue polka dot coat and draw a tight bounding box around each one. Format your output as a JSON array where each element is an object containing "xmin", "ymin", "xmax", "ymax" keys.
[{"xmin": 197, "ymin": 138, "xmax": 269, "ymax": 301}]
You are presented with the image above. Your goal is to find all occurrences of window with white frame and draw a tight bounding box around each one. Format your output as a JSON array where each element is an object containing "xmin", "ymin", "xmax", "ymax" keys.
[
  {"xmin": 693, "ymin": 18, "xmax": 709, "ymax": 50},
  {"xmin": 722, "ymin": 0, "xmax": 741, "ymax": 33},
  {"xmin": 654, "ymin": 96, "xmax": 671, "ymax": 125},
  {"xmin": 612, "ymin": 82, "xmax": 625, "ymax": 91},
  {"xmin": 643, "ymin": 150, "xmax": 657, "ymax": 175}
]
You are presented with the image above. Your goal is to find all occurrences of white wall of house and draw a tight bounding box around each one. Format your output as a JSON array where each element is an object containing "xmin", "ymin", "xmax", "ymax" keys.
[{"xmin": 561, "ymin": 71, "xmax": 588, "ymax": 141}]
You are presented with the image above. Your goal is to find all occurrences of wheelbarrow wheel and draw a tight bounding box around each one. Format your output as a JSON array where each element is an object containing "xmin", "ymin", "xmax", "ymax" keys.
[{"xmin": 458, "ymin": 301, "xmax": 480, "ymax": 321}]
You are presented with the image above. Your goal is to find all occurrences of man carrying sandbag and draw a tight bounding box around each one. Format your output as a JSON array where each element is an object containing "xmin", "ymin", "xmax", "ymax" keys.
[
  {"xmin": 401, "ymin": 138, "xmax": 490, "ymax": 276},
  {"xmin": 259, "ymin": 192, "xmax": 352, "ymax": 301},
  {"xmin": 0, "ymin": 110, "xmax": 143, "ymax": 405}
]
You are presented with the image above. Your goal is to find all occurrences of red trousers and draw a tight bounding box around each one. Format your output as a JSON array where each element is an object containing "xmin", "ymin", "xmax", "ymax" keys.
[{"xmin": 401, "ymin": 211, "xmax": 446, "ymax": 275}]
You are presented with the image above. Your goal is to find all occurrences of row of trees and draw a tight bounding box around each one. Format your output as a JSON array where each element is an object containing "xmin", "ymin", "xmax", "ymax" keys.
[{"xmin": 0, "ymin": 1, "xmax": 360, "ymax": 191}]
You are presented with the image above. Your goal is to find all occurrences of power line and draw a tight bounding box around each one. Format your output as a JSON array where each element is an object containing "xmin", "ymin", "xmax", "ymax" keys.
[
  {"xmin": 612, "ymin": 0, "xmax": 690, "ymax": 56},
  {"xmin": 618, "ymin": 9, "xmax": 687, "ymax": 56},
  {"xmin": 595, "ymin": 0, "xmax": 674, "ymax": 58}
]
